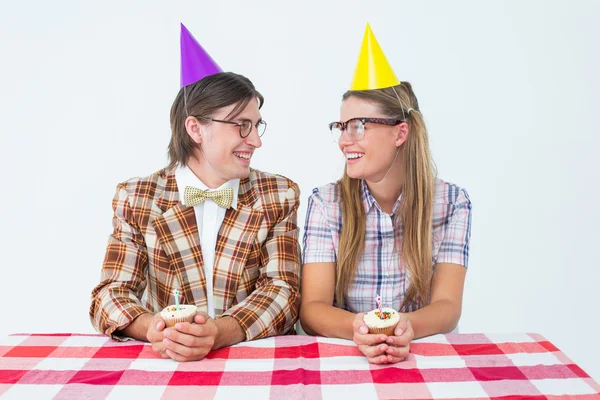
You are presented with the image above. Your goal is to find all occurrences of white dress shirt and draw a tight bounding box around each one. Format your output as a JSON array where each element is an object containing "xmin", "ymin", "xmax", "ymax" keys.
[{"xmin": 175, "ymin": 166, "xmax": 240, "ymax": 318}]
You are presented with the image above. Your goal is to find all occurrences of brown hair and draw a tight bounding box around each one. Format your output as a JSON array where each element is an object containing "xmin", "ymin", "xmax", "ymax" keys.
[
  {"xmin": 336, "ymin": 82, "xmax": 436, "ymax": 311},
  {"xmin": 168, "ymin": 72, "xmax": 264, "ymax": 169}
]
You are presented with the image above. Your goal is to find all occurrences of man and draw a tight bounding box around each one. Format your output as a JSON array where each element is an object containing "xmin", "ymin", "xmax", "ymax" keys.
[{"xmin": 90, "ymin": 24, "xmax": 300, "ymax": 362}]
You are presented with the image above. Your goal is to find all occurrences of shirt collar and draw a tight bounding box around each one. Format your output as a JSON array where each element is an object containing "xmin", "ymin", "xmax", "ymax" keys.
[
  {"xmin": 360, "ymin": 179, "xmax": 402, "ymax": 215},
  {"xmin": 175, "ymin": 165, "xmax": 240, "ymax": 210},
  {"xmin": 361, "ymin": 179, "xmax": 376, "ymax": 213}
]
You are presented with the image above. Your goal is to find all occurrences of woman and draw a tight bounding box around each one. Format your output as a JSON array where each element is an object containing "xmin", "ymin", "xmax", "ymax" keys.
[{"xmin": 300, "ymin": 24, "xmax": 472, "ymax": 364}]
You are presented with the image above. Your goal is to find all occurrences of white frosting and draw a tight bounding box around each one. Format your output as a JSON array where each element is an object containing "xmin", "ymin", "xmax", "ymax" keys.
[
  {"xmin": 363, "ymin": 307, "xmax": 400, "ymax": 329},
  {"xmin": 160, "ymin": 304, "xmax": 197, "ymax": 320}
]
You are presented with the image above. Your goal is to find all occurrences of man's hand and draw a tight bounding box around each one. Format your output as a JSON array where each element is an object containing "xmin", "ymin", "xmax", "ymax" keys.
[
  {"xmin": 146, "ymin": 313, "xmax": 169, "ymax": 359},
  {"xmin": 162, "ymin": 312, "xmax": 218, "ymax": 362},
  {"xmin": 384, "ymin": 314, "xmax": 414, "ymax": 363},
  {"xmin": 352, "ymin": 313, "xmax": 394, "ymax": 364}
]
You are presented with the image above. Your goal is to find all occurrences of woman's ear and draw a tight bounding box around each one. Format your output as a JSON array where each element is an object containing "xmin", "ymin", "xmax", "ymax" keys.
[
  {"xmin": 395, "ymin": 122, "xmax": 409, "ymax": 147},
  {"xmin": 185, "ymin": 116, "xmax": 203, "ymax": 144}
]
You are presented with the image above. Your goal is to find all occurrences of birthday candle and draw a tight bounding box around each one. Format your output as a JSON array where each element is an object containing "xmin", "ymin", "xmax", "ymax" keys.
[
  {"xmin": 376, "ymin": 294, "xmax": 382, "ymax": 319},
  {"xmin": 174, "ymin": 289, "xmax": 180, "ymax": 311}
]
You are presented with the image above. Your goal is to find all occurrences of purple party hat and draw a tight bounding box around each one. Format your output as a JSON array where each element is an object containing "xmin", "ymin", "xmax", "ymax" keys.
[{"xmin": 180, "ymin": 23, "xmax": 223, "ymax": 88}]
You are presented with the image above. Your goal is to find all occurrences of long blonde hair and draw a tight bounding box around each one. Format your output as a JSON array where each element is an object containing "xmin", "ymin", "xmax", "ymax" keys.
[{"xmin": 336, "ymin": 82, "xmax": 436, "ymax": 311}]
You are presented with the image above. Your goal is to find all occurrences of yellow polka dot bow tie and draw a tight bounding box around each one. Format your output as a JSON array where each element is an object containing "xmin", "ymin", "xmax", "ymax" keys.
[{"xmin": 184, "ymin": 186, "xmax": 234, "ymax": 209}]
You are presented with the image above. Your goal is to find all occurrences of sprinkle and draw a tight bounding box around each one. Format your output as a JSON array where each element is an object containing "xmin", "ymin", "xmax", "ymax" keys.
[{"xmin": 375, "ymin": 311, "xmax": 393, "ymax": 320}]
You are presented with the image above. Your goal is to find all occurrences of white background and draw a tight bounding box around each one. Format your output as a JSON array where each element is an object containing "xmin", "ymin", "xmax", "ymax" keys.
[{"xmin": 1, "ymin": 0, "xmax": 599, "ymax": 381}]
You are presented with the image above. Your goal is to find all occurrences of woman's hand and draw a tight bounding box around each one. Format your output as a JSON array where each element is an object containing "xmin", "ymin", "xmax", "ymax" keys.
[
  {"xmin": 384, "ymin": 314, "xmax": 414, "ymax": 362},
  {"xmin": 352, "ymin": 312, "xmax": 414, "ymax": 364},
  {"xmin": 352, "ymin": 313, "xmax": 393, "ymax": 364}
]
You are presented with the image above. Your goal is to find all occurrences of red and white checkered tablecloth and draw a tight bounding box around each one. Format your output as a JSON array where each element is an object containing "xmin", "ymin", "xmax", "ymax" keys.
[{"xmin": 0, "ymin": 332, "xmax": 598, "ymax": 399}]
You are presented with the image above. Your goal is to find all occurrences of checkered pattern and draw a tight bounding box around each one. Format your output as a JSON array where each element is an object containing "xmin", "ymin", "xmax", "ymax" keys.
[
  {"xmin": 0, "ymin": 333, "xmax": 597, "ymax": 399},
  {"xmin": 90, "ymin": 168, "xmax": 301, "ymax": 342},
  {"xmin": 303, "ymin": 178, "xmax": 472, "ymax": 313}
]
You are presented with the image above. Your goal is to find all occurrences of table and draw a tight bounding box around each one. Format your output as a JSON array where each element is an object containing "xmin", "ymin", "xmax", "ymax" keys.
[{"xmin": 1, "ymin": 333, "xmax": 598, "ymax": 399}]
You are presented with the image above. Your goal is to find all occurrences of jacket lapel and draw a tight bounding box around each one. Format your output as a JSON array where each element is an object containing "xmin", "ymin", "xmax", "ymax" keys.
[
  {"xmin": 212, "ymin": 177, "xmax": 263, "ymax": 316},
  {"xmin": 152, "ymin": 170, "xmax": 207, "ymax": 311}
]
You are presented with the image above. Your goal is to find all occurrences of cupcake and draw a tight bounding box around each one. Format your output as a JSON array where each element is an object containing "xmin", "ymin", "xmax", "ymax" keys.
[
  {"xmin": 160, "ymin": 305, "xmax": 197, "ymax": 327},
  {"xmin": 363, "ymin": 307, "xmax": 400, "ymax": 335}
]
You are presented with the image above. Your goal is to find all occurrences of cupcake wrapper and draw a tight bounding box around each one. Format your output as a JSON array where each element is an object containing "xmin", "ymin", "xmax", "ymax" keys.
[
  {"xmin": 163, "ymin": 313, "xmax": 195, "ymax": 327},
  {"xmin": 367, "ymin": 324, "xmax": 397, "ymax": 336}
]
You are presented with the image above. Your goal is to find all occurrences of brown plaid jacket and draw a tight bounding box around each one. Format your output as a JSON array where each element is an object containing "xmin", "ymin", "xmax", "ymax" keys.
[{"xmin": 90, "ymin": 167, "xmax": 301, "ymax": 341}]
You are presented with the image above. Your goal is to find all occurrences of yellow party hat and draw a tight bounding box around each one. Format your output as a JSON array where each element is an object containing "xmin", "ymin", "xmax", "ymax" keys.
[{"xmin": 350, "ymin": 23, "xmax": 400, "ymax": 90}]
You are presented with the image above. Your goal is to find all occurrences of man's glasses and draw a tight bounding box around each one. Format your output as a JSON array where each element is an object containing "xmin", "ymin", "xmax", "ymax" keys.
[
  {"xmin": 328, "ymin": 117, "xmax": 404, "ymax": 142},
  {"xmin": 194, "ymin": 116, "xmax": 267, "ymax": 138}
]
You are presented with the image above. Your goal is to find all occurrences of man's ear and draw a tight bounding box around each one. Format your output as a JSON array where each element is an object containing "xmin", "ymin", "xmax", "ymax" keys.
[
  {"xmin": 185, "ymin": 116, "xmax": 203, "ymax": 144},
  {"xmin": 395, "ymin": 122, "xmax": 409, "ymax": 147}
]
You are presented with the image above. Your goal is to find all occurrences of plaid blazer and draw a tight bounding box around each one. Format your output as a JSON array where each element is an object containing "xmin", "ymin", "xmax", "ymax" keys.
[{"xmin": 90, "ymin": 168, "xmax": 301, "ymax": 341}]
